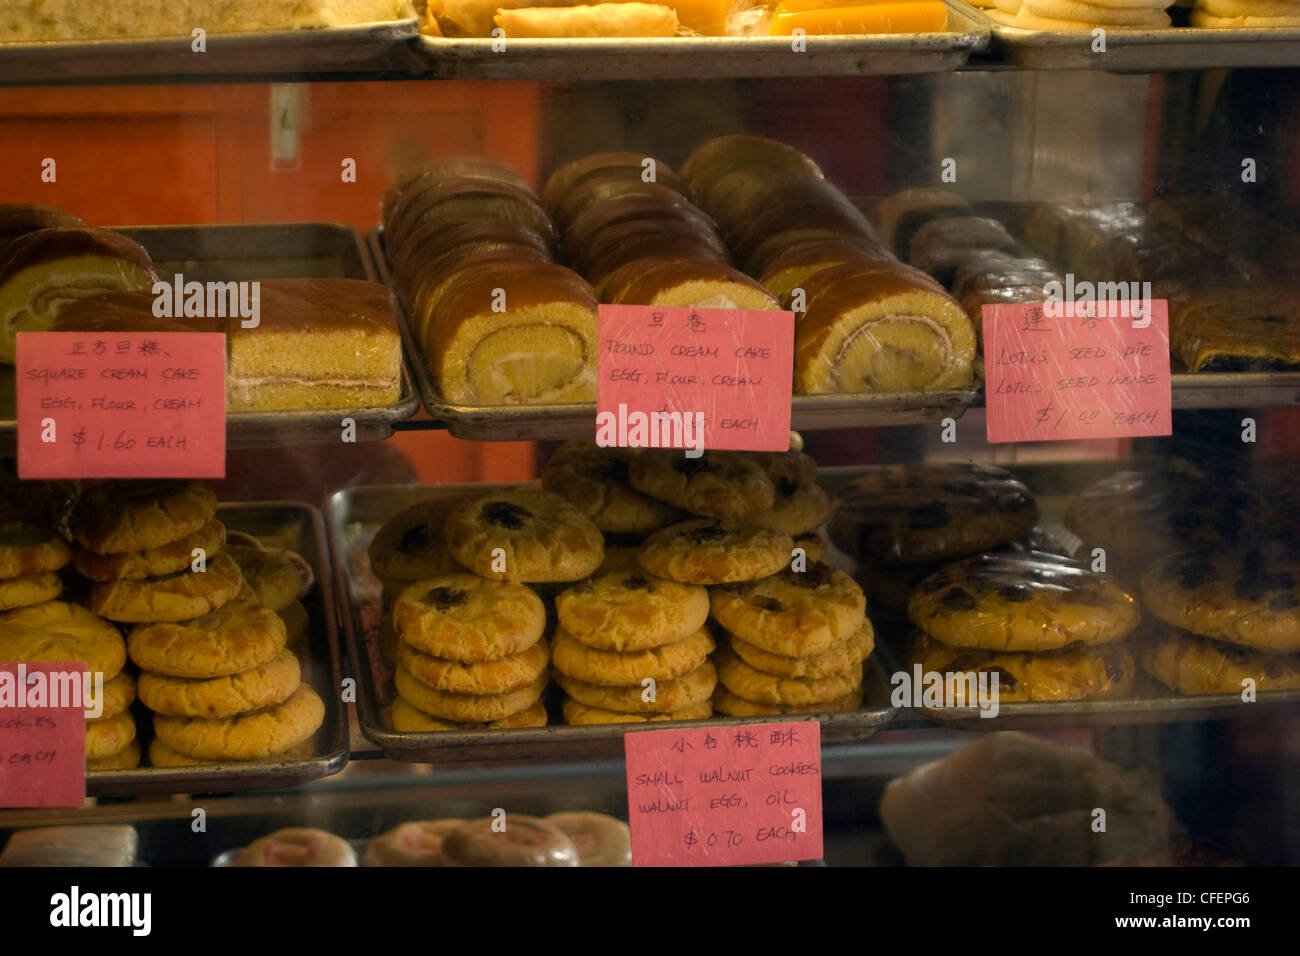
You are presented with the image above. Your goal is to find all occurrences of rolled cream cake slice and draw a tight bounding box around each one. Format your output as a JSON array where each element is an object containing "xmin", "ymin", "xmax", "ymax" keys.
[
  {"xmin": 873, "ymin": 187, "xmax": 972, "ymax": 261},
  {"xmin": 385, "ymin": 175, "xmax": 555, "ymax": 252},
  {"xmin": 542, "ymin": 152, "xmax": 685, "ymax": 215},
  {"xmin": 412, "ymin": 246, "xmax": 553, "ymax": 349},
  {"xmin": 580, "ymin": 228, "xmax": 731, "ymax": 296},
  {"xmin": 680, "ymin": 135, "xmax": 824, "ymax": 213},
  {"xmin": 390, "ymin": 216, "xmax": 552, "ymax": 299},
  {"xmin": 226, "ymin": 278, "xmax": 402, "ymax": 411},
  {"xmin": 605, "ymin": 257, "xmax": 781, "ymax": 310},
  {"xmin": 426, "ymin": 259, "xmax": 598, "ymax": 405},
  {"xmin": 0, "ymin": 204, "xmax": 84, "ymax": 258},
  {"xmin": 0, "ymin": 227, "xmax": 158, "ymax": 364},
  {"xmin": 563, "ymin": 193, "xmax": 720, "ymax": 258},
  {"xmin": 553, "ymin": 178, "xmax": 691, "ymax": 234},
  {"xmin": 382, "ymin": 157, "xmax": 536, "ymax": 230},
  {"xmin": 794, "ymin": 261, "xmax": 975, "ymax": 394},
  {"xmin": 0, "ymin": 0, "xmax": 414, "ymax": 41},
  {"xmin": 731, "ymin": 183, "xmax": 884, "ymax": 276},
  {"xmin": 758, "ymin": 236, "xmax": 897, "ymax": 306}
]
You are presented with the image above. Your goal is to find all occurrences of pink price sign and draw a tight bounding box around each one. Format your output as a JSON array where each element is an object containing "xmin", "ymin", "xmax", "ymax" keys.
[
  {"xmin": 624, "ymin": 720, "xmax": 823, "ymax": 867},
  {"xmin": 984, "ymin": 299, "xmax": 1172, "ymax": 444},
  {"xmin": 596, "ymin": 304, "xmax": 794, "ymax": 453},
  {"xmin": 0, "ymin": 662, "xmax": 86, "ymax": 808}
]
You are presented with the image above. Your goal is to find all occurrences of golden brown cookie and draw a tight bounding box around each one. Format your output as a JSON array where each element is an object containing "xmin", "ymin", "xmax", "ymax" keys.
[
  {"xmin": 368, "ymin": 496, "xmax": 470, "ymax": 581},
  {"xmin": 909, "ymin": 551, "xmax": 1140, "ymax": 652},
  {"xmin": 628, "ymin": 450, "xmax": 775, "ymax": 519},
  {"xmin": 594, "ymin": 545, "xmax": 643, "ymax": 576},
  {"xmin": 760, "ymin": 449, "xmax": 819, "ymax": 486},
  {"xmin": 638, "ymin": 519, "xmax": 792, "ymax": 585},
  {"xmin": 831, "ymin": 463, "xmax": 1037, "ymax": 563},
  {"xmin": 711, "ymin": 561, "xmax": 867, "ymax": 656},
  {"xmin": 71, "ymin": 480, "xmax": 217, "ymax": 553},
  {"xmin": 0, "ymin": 523, "xmax": 71, "ymax": 578},
  {"xmin": 555, "ymin": 660, "xmax": 716, "ymax": 714},
  {"xmin": 73, "ymin": 517, "xmax": 225, "ymax": 582},
  {"xmin": 277, "ymin": 600, "xmax": 309, "ymax": 645},
  {"xmin": 225, "ymin": 545, "xmax": 313, "ymax": 612},
  {"xmin": 388, "ymin": 696, "xmax": 548, "ymax": 732},
  {"xmin": 751, "ymin": 478, "xmax": 831, "ymax": 537},
  {"xmin": 1140, "ymin": 541, "xmax": 1300, "ymax": 653},
  {"xmin": 555, "ymin": 570, "xmax": 709, "ymax": 652},
  {"xmin": 551, "ymin": 627, "xmax": 714, "ymax": 686},
  {"xmin": 440, "ymin": 816, "xmax": 579, "ymax": 867},
  {"xmin": 396, "ymin": 635, "xmax": 549, "ymax": 695},
  {"xmin": 394, "ymin": 665, "xmax": 547, "ymax": 723},
  {"xmin": 545, "ymin": 812, "xmax": 632, "ymax": 867},
  {"xmin": 0, "ymin": 571, "xmax": 62, "ymax": 610},
  {"xmin": 0, "ymin": 601, "xmax": 126, "ymax": 679},
  {"xmin": 152, "ymin": 683, "xmax": 324, "ymax": 761},
  {"xmin": 561, "ymin": 697, "xmax": 713, "ymax": 724},
  {"xmin": 364, "ymin": 819, "xmax": 464, "ymax": 867},
  {"xmin": 147, "ymin": 738, "xmax": 314, "ymax": 767},
  {"xmin": 391, "ymin": 573, "xmax": 545, "ymax": 662},
  {"xmin": 127, "ymin": 598, "xmax": 287, "ymax": 678},
  {"xmin": 541, "ymin": 443, "xmax": 683, "ymax": 535},
  {"xmin": 85, "ymin": 710, "xmax": 136, "ymax": 760},
  {"xmin": 87, "ymin": 738, "xmax": 141, "ymax": 771},
  {"xmin": 728, "ymin": 623, "xmax": 874, "ymax": 680},
  {"xmin": 715, "ymin": 646, "xmax": 861, "ymax": 707},
  {"xmin": 97, "ymin": 668, "xmax": 136, "ymax": 719},
  {"xmin": 89, "ymin": 550, "xmax": 243, "ymax": 623},
  {"xmin": 444, "ymin": 489, "xmax": 604, "ymax": 583},
  {"xmin": 712, "ymin": 684, "xmax": 863, "ymax": 717},
  {"xmin": 792, "ymin": 531, "xmax": 830, "ymax": 564},
  {"xmin": 911, "ymin": 632, "xmax": 1136, "ymax": 702},
  {"xmin": 1142, "ymin": 625, "xmax": 1300, "ymax": 695},
  {"xmin": 138, "ymin": 648, "xmax": 301, "ymax": 718}
]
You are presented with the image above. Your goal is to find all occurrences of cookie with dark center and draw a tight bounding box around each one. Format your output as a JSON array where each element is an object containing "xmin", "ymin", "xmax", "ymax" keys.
[
  {"xmin": 1142, "ymin": 624, "xmax": 1300, "ymax": 695},
  {"xmin": 444, "ymin": 489, "xmax": 604, "ymax": 584}
]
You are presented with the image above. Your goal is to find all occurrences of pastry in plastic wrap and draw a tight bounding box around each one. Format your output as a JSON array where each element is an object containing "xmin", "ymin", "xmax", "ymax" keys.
[
  {"xmin": 794, "ymin": 261, "xmax": 975, "ymax": 394},
  {"xmin": 440, "ymin": 815, "xmax": 579, "ymax": 867},
  {"xmin": 233, "ymin": 828, "xmax": 357, "ymax": 867},
  {"xmin": 1143, "ymin": 623, "xmax": 1300, "ymax": 695},
  {"xmin": 604, "ymin": 256, "xmax": 779, "ymax": 309},
  {"xmin": 680, "ymin": 135, "xmax": 824, "ymax": 218},
  {"xmin": 831, "ymin": 463, "xmax": 1038, "ymax": 564},
  {"xmin": 873, "ymin": 187, "xmax": 971, "ymax": 261},
  {"xmin": 758, "ymin": 236, "xmax": 895, "ymax": 306},
  {"xmin": 364, "ymin": 819, "xmax": 464, "ymax": 866},
  {"xmin": 905, "ymin": 215, "xmax": 1019, "ymax": 286},
  {"xmin": 564, "ymin": 191, "xmax": 718, "ymax": 257},
  {"xmin": 1167, "ymin": 283, "xmax": 1300, "ymax": 372},
  {"xmin": 494, "ymin": 3, "xmax": 679, "ymax": 36},
  {"xmin": 909, "ymin": 631, "xmax": 1136, "ymax": 701},
  {"xmin": 730, "ymin": 181, "xmax": 882, "ymax": 276},
  {"xmin": 879, "ymin": 732, "xmax": 1181, "ymax": 866},
  {"xmin": 392, "ymin": 216, "xmax": 551, "ymax": 302},
  {"xmin": 543, "ymin": 152, "xmax": 685, "ymax": 214},
  {"xmin": 1150, "ymin": 194, "xmax": 1300, "ymax": 279},
  {"xmin": 577, "ymin": 222, "xmax": 731, "ymax": 293},
  {"xmin": 908, "ymin": 551, "xmax": 1140, "ymax": 652},
  {"xmin": 0, "ymin": 825, "xmax": 138, "ymax": 867},
  {"xmin": 382, "ymin": 157, "xmax": 535, "ymax": 228},
  {"xmin": 0, "ymin": 226, "xmax": 159, "ymax": 364},
  {"xmin": 425, "ymin": 259, "xmax": 598, "ymax": 404},
  {"xmin": 544, "ymin": 812, "xmax": 632, "ymax": 867}
]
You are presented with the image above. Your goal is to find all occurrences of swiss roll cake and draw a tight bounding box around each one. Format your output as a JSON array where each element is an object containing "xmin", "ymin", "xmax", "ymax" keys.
[
  {"xmin": 605, "ymin": 257, "xmax": 780, "ymax": 311},
  {"xmin": 542, "ymin": 152, "xmax": 686, "ymax": 215},
  {"xmin": 0, "ymin": 203, "xmax": 84, "ymax": 258}
]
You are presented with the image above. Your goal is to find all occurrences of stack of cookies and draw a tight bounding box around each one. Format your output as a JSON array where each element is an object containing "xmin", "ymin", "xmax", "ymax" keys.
[
  {"xmin": 906, "ymin": 551, "xmax": 1141, "ymax": 703},
  {"xmin": 831, "ymin": 463, "xmax": 1040, "ymax": 621}
]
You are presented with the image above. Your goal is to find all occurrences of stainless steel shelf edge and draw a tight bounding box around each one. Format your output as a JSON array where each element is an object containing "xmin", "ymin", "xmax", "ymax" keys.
[
  {"xmin": 420, "ymin": 5, "xmax": 988, "ymax": 80},
  {"xmin": 366, "ymin": 228, "xmax": 979, "ymax": 439},
  {"xmin": 954, "ymin": 0, "xmax": 1300, "ymax": 71},
  {"xmin": 86, "ymin": 501, "xmax": 350, "ymax": 797},
  {"xmin": 0, "ymin": 19, "xmax": 423, "ymax": 85},
  {"xmin": 327, "ymin": 483, "xmax": 897, "ymax": 765}
]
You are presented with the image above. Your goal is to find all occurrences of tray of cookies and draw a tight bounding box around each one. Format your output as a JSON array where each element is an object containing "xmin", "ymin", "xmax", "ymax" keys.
[
  {"xmin": 0, "ymin": 217, "xmax": 420, "ymax": 454},
  {"xmin": 0, "ymin": 12, "xmax": 423, "ymax": 85},
  {"xmin": 953, "ymin": 0, "xmax": 1300, "ymax": 71},
  {"xmin": 0, "ymin": 477, "xmax": 348, "ymax": 795},
  {"xmin": 327, "ymin": 450, "xmax": 898, "ymax": 764}
]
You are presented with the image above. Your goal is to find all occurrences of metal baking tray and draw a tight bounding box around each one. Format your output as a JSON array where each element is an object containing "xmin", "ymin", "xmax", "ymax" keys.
[
  {"xmin": 86, "ymin": 501, "xmax": 349, "ymax": 797},
  {"xmin": 365, "ymin": 228, "xmax": 979, "ymax": 440},
  {"xmin": 0, "ymin": 223, "xmax": 419, "ymax": 455},
  {"xmin": 0, "ymin": 19, "xmax": 423, "ymax": 85},
  {"xmin": 327, "ymin": 482, "xmax": 897, "ymax": 765},
  {"xmin": 420, "ymin": 3, "xmax": 988, "ymax": 80},
  {"xmin": 1169, "ymin": 371, "xmax": 1300, "ymax": 410},
  {"xmin": 954, "ymin": 0, "xmax": 1300, "ymax": 71}
]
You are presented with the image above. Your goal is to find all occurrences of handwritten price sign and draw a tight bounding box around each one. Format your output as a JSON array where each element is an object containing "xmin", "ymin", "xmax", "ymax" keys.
[
  {"xmin": 16, "ymin": 331, "xmax": 226, "ymax": 479},
  {"xmin": 984, "ymin": 299, "xmax": 1171, "ymax": 444},
  {"xmin": 624, "ymin": 720, "xmax": 823, "ymax": 867},
  {"xmin": 0, "ymin": 663, "xmax": 85, "ymax": 808}
]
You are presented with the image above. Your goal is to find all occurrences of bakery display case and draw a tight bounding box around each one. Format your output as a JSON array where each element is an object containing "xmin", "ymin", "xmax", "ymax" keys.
[{"xmin": 0, "ymin": 2, "xmax": 1298, "ymax": 907}]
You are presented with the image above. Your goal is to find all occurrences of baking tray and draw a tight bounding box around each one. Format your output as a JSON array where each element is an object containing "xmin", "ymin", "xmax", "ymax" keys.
[
  {"xmin": 0, "ymin": 223, "xmax": 419, "ymax": 454},
  {"xmin": 1169, "ymin": 371, "xmax": 1300, "ymax": 410},
  {"xmin": 86, "ymin": 501, "xmax": 349, "ymax": 797},
  {"xmin": 953, "ymin": 0, "xmax": 1300, "ymax": 71},
  {"xmin": 0, "ymin": 19, "xmax": 423, "ymax": 85},
  {"xmin": 420, "ymin": 3, "xmax": 988, "ymax": 80},
  {"xmin": 365, "ymin": 228, "xmax": 980, "ymax": 440},
  {"xmin": 327, "ymin": 482, "xmax": 897, "ymax": 764}
]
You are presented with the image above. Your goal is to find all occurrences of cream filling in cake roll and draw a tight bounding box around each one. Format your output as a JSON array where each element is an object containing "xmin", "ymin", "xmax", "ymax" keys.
[{"xmin": 794, "ymin": 262, "xmax": 975, "ymax": 394}]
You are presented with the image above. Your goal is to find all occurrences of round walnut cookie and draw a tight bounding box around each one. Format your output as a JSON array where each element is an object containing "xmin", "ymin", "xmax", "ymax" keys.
[
  {"xmin": 909, "ymin": 632, "xmax": 1136, "ymax": 703},
  {"xmin": 127, "ymin": 598, "xmax": 287, "ymax": 679},
  {"xmin": 830, "ymin": 463, "xmax": 1037, "ymax": 564},
  {"xmin": 390, "ymin": 573, "xmax": 545, "ymax": 663},
  {"xmin": 637, "ymin": 519, "xmax": 792, "ymax": 585},
  {"xmin": 137, "ymin": 648, "xmax": 301, "ymax": 719},
  {"xmin": 714, "ymin": 646, "xmax": 862, "ymax": 708},
  {"xmin": 70, "ymin": 480, "xmax": 218, "ymax": 554},
  {"xmin": 225, "ymin": 545, "xmax": 314, "ymax": 613},
  {"xmin": 541, "ymin": 442, "xmax": 683, "ymax": 535},
  {"xmin": 368, "ymin": 495, "xmax": 469, "ymax": 582},
  {"xmin": 394, "ymin": 666, "xmax": 548, "ymax": 723},
  {"xmin": 555, "ymin": 570, "xmax": 709, "ymax": 652},
  {"xmin": 0, "ymin": 522, "xmax": 71, "ymax": 578},
  {"xmin": 444, "ymin": 489, "xmax": 604, "ymax": 583},
  {"xmin": 396, "ymin": 635, "xmax": 550, "ymax": 696},
  {"xmin": 73, "ymin": 517, "xmax": 225, "ymax": 582},
  {"xmin": 628, "ymin": 450, "xmax": 775, "ymax": 520},
  {"xmin": 551, "ymin": 627, "xmax": 714, "ymax": 686},
  {"xmin": 0, "ymin": 571, "xmax": 62, "ymax": 610},
  {"xmin": 555, "ymin": 659, "xmax": 717, "ymax": 714},
  {"xmin": 908, "ymin": 551, "xmax": 1140, "ymax": 653},
  {"xmin": 712, "ymin": 684, "xmax": 863, "ymax": 718},
  {"xmin": 710, "ymin": 560, "xmax": 867, "ymax": 657},
  {"xmin": 153, "ymin": 683, "xmax": 325, "ymax": 761},
  {"xmin": 1142, "ymin": 624, "xmax": 1300, "ymax": 695},
  {"xmin": 1140, "ymin": 541, "xmax": 1300, "ymax": 653},
  {"xmin": 388, "ymin": 696, "xmax": 549, "ymax": 732},
  {"xmin": 0, "ymin": 601, "xmax": 127, "ymax": 680},
  {"xmin": 728, "ymin": 623, "xmax": 874, "ymax": 680},
  {"xmin": 88, "ymin": 550, "xmax": 244, "ymax": 623},
  {"xmin": 561, "ymin": 697, "xmax": 713, "ymax": 724}
]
